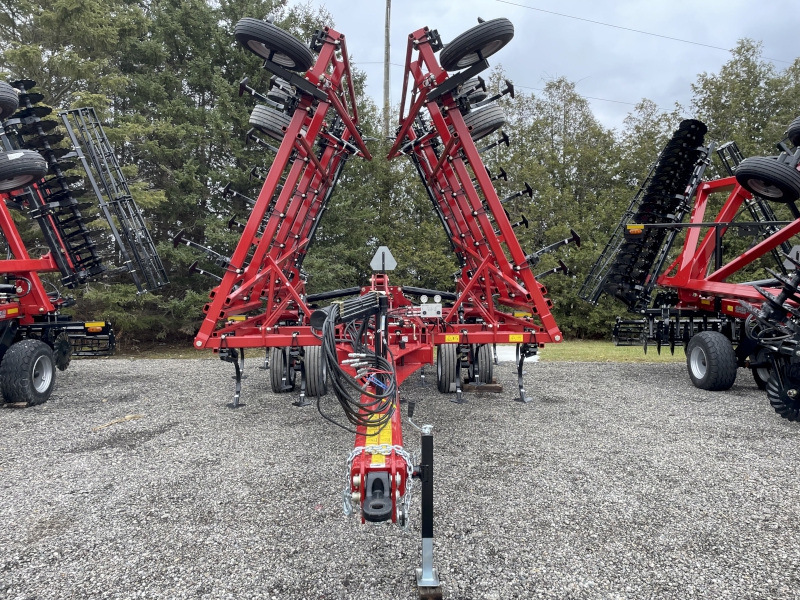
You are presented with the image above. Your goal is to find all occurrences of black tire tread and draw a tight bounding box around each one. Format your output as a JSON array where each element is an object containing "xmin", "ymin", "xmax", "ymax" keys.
[
  {"xmin": 765, "ymin": 365, "xmax": 800, "ymax": 421},
  {"xmin": 476, "ymin": 344, "xmax": 493, "ymax": 384},
  {"xmin": 736, "ymin": 155, "xmax": 800, "ymax": 203},
  {"xmin": 249, "ymin": 105, "xmax": 292, "ymax": 141},
  {"xmin": 440, "ymin": 18, "xmax": 514, "ymax": 71},
  {"xmin": 304, "ymin": 345, "xmax": 326, "ymax": 397},
  {"xmin": 685, "ymin": 331, "xmax": 737, "ymax": 391},
  {"xmin": 235, "ymin": 18, "xmax": 315, "ymax": 71},
  {"xmin": 0, "ymin": 150, "xmax": 47, "ymax": 192},
  {"xmin": 436, "ymin": 344, "xmax": 459, "ymax": 393},
  {"xmin": 0, "ymin": 81, "xmax": 19, "ymax": 121},
  {"xmin": 269, "ymin": 346, "xmax": 295, "ymax": 393},
  {"xmin": 0, "ymin": 339, "xmax": 56, "ymax": 406},
  {"xmin": 786, "ymin": 116, "xmax": 800, "ymax": 147},
  {"xmin": 462, "ymin": 104, "xmax": 505, "ymax": 142}
]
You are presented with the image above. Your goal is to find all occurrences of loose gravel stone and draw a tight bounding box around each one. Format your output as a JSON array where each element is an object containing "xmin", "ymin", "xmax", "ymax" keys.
[{"xmin": 0, "ymin": 357, "xmax": 798, "ymax": 599}]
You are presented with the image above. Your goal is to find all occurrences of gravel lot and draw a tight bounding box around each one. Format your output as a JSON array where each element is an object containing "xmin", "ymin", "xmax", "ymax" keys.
[{"xmin": 1, "ymin": 356, "xmax": 799, "ymax": 599}]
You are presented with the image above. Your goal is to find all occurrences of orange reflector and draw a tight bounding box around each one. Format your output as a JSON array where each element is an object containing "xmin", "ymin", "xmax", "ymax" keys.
[{"xmin": 87, "ymin": 326, "xmax": 103, "ymax": 333}]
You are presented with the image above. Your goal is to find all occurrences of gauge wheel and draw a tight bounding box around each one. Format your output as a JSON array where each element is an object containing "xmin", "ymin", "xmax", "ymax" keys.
[
  {"xmin": 436, "ymin": 344, "xmax": 459, "ymax": 393},
  {"xmin": 462, "ymin": 104, "xmax": 505, "ymax": 142},
  {"xmin": 785, "ymin": 116, "xmax": 800, "ymax": 148},
  {"xmin": 735, "ymin": 156, "xmax": 800, "ymax": 203},
  {"xmin": 468, "ymin": 344, "xmax": 493, "ymax": 384},
  {"xmin": 0, "ymin": 149, "xmax": 47, "ymax": 192},
  {"xmin": 235, "ymin": 18, "xmax": 315, "ymax": 71},
  {"xmin": 0, "ymin": 81, "xmax": 19, "ymax": 121},
  {"xmin": 249, "ymin": 104, "xmax": 293, "ymax": 142},
  {"xmin": 440, "ymin": 18, "xmax": 515, "ymax": 71},
  {"xmin": 303, "ymin": 345, "xmax": 327, "ymax": 397},
  {"xmin": 0, "ymin": 339, "xmax": 56, "ymax": 406},
  {"xmin": 269, "ymin": 346, "xmax": 296, "ymax": 393},
  {"xmin": 685, "ymin": 331, "xmax": 737, "ymax": 391}
]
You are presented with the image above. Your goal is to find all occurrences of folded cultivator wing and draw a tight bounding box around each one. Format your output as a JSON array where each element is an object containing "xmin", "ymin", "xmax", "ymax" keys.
[
  {"xmin": 582, "ymin": 114, "xmax": 800, "ymax": 421},
  {"xmin": 0, "ymin": 79, "xmax": 167, "ymax": 406},
  {"xmin": 183, "ymin": 16, "xmax": 574, "ymax": 598}
]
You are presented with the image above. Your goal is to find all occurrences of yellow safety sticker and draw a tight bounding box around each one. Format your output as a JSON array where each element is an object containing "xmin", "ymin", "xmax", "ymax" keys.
[
  {"xmin": 700, "ymin": 299, "xmax": 712, "ymax": 305},
  {"xmin": 444, "ymin": 334, "xmax": 460, "ymax": 343},
  {"xmin": 6, "ymin": 308, "xmax": 18, "ymax": 315},
  {"xmin": 365, "ymin": 416, "xmax": 393, "ymax": 467},
  {"xmin": 509, "ymin": 334, "xmax": 524, "ymax": 342},
  {"xmin": 227, "ymin": 315, "xmax": 246, "ymax": 322},
  {"xmin": 84, "ymin": 321, "xmax": 105, "ymax": 328}
]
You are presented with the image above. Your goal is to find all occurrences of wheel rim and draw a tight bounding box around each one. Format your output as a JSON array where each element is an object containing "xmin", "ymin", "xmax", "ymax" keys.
[
  {"xmin": 689, "ymin": 345, "xmax": 708, "ymax": 379},
  {"xmin": 746, "ymin": 177, "xmax": 783, "ymax": 198},
  {"xmin": 32, "ymin": 354, "xmax": 53, "ymax": 393},
  {"xmin": 0, "ymin": 174, "xmax": 37, "ymax": 192},
  {"xmin": 247, "ymin": 41, "xmax": 297, "ymax": 68},
  {"xmin": 456, "ymin": 40, "xmax": 504, "ymax": 69}
]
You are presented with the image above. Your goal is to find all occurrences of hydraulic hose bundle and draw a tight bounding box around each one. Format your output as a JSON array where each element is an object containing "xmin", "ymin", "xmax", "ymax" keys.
[{"xmin": 312, "ymin": 293, "xmax": 398, "ymax": 432}]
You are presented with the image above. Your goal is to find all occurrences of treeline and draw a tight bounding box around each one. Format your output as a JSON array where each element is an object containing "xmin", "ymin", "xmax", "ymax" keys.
[{"xmin": 1, "ymin": 0, "xmax": 799, "ymax": 345}]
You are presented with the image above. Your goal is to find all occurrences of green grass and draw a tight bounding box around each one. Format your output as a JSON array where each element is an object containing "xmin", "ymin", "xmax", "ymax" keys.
[{"xmin": 537, "ymin": 340, "xmax": 684, "ymax": 363}]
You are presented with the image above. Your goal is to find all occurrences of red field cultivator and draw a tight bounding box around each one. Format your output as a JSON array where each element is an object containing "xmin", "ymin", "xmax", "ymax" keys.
[
  {"xmin": 582, "ymin": 116, "xmax": 800, "ymax": 421},
  {"xmin": 183, "ymin": 16, "xmax": 577, "ymax": 596},
  {"xmin": 0, "ymin": 79, "xmax": 167, "ymax": 406}
]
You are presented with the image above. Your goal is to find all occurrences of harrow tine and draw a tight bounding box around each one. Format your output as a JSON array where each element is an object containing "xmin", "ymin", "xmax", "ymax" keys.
[
  {"xmin": 474, "ymin": 78, "xmax": 515, "ymax": 107},
  {"xmin": 509, "ymin": 214, "xmax": 529, "ymax": 229},
  {"xmin": 249, "ymin": 166, "xmax": 265, "ymax": 182},
  {"xmin": 238, "ymin": 76, "xmax": 270, "ymax": 104},
  {"xmin": 188, "ymin": 260, "xmax": 222, "ymax": 281},
  {"xmin": 173, "ymin": 229, "xmax": 231, "ymax": 267},
  {"xmin": 222, "ymin": 182, "xmax": 255, "ymax": 206},
  {"xmin": 478, "ymin": 131, "xmax": 509, "ymax": 153},
  {"xmin": 501, "ymin": 181, "xmax": 532, "ymax": 204},
  {"xmin": 523, "ymin": 229, "xmax": 581, "ymax": 266},
  {"xmin": 535, "ymin": 259, "xmax": 569, "ymax": 279},
  {"xmin": 245, "ymin": 128, "xmax": 281, "ymax": 153}
]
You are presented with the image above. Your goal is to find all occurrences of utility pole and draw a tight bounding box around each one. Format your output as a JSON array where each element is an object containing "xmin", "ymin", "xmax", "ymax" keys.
[{"xmin": 383, "ymin": 0, "xmax": 391, "ymax": 137}]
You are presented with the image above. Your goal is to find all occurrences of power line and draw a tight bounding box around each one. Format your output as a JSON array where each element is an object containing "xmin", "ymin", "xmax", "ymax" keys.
[
  {"xmin": 516, "ymin": 85, "xmax": 641, "ymax": 106},
  {"xmin": 496, "ymin": 0, "xmax": 793, "ymax": 64}
]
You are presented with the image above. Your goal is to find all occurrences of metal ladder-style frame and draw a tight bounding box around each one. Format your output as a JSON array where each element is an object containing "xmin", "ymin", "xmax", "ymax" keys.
[{"xmin": 60, "ymin": 107, "xmax": 168, "ymax": 293}]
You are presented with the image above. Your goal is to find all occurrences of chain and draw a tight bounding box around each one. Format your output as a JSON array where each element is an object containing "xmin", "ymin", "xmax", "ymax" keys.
[{"xmin": 341, "ymin": 445, "xmax": 415, "ymax": 530}]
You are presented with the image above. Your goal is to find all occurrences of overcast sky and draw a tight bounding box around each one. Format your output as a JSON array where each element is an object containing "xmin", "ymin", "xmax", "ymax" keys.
[{"xmin": 303, "ymin": 0, "xmax": 799, "ymax": 133}]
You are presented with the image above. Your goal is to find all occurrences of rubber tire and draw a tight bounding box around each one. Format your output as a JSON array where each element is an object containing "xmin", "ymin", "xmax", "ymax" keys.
[
  {"xmin": 0, "ymin": 150, "xmax": 47, "ymax": 192},
  {"xmin": 235, "ymin": 18, "xmax": 315, "ymax": 71},
  {"xmin": 53, "ymin": 331, "xmax": 72, "ymax": 372},
  {"xmin": 303, "ymin": 345, "xmax": 327, "ymax": 397},
  {"xmin": 735, "ymin": 156, "xmax": 800, "ymax": 203},
  {"xmin": 0, "ymin": 81, "xmax": 19, "ymax": 121},
  {"xmin": 461, "ymin": 77, "xmax": 488, "ymax": 102},
  {"xmin": 269, "ymin": 347, "xmax": 296, "ymax": 393},
  {"xmin": 440, "ymin": 18, "xmax": 515, "ymax": 71},
  {"xmin": 462, "ymin": 104, "xmax": 505, "ymax": 142},
  {"xmin": 685, "ymin": 331, "xmax": 737, "ymax": 391},
  {"xmin": 786, "ymin": 116, "xmax": 800, "ymax": 147},
  {"xmin": 0, "ymin": 339, "xmax": 56, "ymax": 406},
  {"xmin": 471, "ymin": 344, "xmax": 493, "ymax": 384},
  {"xmin": 436, "ymin": 344, "xmax": 459, "ymax": 393},
  {"xmin": 249, "ymin": 104, "xmax": 292, "ymax": 142}
]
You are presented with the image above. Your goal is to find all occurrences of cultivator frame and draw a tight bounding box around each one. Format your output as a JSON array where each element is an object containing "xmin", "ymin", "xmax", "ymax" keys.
[
  {"xmin": 182, "ymin": 15, "xmax": 576, "ymax": 597},
  {"xmin": 0, "ymin": 78, "xmax": 167, "ymax": 406},
  {"xmin": 583, "ymin": 116, "xmax": 800, "ymax": 420}
]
